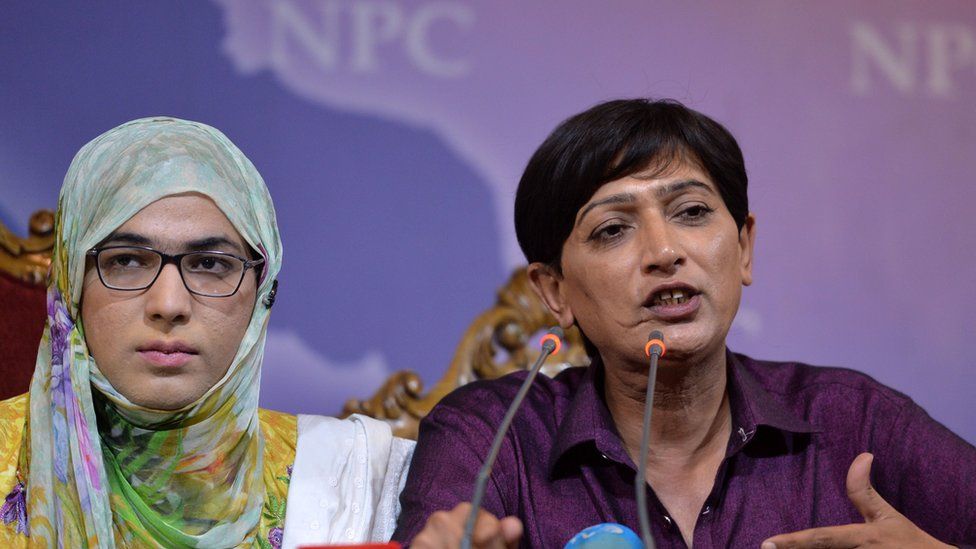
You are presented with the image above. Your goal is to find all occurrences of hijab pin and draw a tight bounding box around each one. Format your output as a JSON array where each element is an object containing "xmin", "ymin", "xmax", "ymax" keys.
[{"xmin": 263, "ymin": 279, "xmax": 279, "ymax": 309}]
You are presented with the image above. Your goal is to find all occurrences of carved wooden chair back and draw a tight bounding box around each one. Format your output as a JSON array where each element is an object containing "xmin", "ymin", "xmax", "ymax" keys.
[
  {"xmin": 342, "ymin": 269, "xmax": 590, "ymax": 440},
  {"xmin": 0, "ymin": 210, "xmax": 55, "ymax": 399}
]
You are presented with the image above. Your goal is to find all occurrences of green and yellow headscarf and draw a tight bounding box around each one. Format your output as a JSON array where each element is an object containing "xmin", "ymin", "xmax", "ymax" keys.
[{"xmin": 21, "ymin": 117, "xmax": 283, "ymax": 547}]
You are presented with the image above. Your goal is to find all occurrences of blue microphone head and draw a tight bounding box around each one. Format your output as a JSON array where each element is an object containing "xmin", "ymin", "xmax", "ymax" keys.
[{"xmin": 564, "ymin": 523, "xmax": 643, "ymax": 548}]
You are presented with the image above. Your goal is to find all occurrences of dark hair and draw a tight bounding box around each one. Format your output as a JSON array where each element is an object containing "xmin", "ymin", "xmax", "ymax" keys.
[{"xmin": 514, "ymin": 98, "xmax": 749, "ymax": 269}]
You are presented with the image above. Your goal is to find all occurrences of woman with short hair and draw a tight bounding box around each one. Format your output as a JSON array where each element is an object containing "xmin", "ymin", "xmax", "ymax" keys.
[{"xmin": 394, "ymin": 99, "xmax": 976, "ymax": 548}]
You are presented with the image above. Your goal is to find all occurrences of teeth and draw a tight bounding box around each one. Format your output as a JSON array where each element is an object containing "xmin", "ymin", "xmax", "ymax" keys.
[{"xmin": 652, "ymin": 289, "xmax": 691, "ymax": 306}]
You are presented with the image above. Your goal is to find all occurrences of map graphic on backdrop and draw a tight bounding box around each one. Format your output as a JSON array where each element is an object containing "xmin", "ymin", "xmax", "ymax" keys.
[{"xmin": 1, "ymin": 1, "xmax": 973, "ymax": 443}]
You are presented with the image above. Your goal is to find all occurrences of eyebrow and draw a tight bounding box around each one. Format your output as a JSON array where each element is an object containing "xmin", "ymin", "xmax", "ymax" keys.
[
  {"xmin": 101, "ymin": 232, "xmax": 152, "ymax": 246},
  {"xmin": 184, "ymin": 237, "xmax": 246, "ymax": 254},
  {"xmin": 575, "ymin": 179, "xmax": 716, "ymax": 227},
  {"xmin": 100, "ymin": 232, "xmax": 246, "ymax": 255}
]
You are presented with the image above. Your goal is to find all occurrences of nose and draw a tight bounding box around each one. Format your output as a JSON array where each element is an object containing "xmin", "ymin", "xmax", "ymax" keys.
[
  {"xmin": 144, "ymin": 264, "xmax": 192, "ymax": 325},
  {"xmin": 639, "ymin": 218, "xmax": 684, "ymax": 275}
]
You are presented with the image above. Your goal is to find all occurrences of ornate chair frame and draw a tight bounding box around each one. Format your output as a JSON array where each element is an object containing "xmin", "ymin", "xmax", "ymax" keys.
[
  {"xmin": 342, "ymin": 269, "xmax": 590, "ymax": 440},
  {"xmin": 0, "ymin": 210, "xmax": 55, "ymax": 284}
]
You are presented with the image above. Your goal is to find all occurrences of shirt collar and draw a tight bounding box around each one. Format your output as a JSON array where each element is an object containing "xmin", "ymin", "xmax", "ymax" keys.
[
  {"xmin": 725, "ymin": 350, "xmax": 819, "ymax": 442},
  {"xmin": 548, "ymin": 359, "xmax": 626, "ymax": 475},
  {"xmin": 548, "ymin": 349, "xmax": 819, "ymax": 476}
]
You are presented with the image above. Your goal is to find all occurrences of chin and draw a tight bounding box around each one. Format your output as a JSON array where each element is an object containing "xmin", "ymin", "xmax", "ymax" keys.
[
  {"xmin": 125, "ymin": 381, "xmax": 207, "ymax": 411},
  {"xmin": 653, "ymin": 327, "xmax": 722, "ymax": 363}
]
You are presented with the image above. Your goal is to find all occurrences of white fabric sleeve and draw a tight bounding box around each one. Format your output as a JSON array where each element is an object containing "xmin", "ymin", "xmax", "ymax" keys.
[{"xmin": 280, "ymin": 414, "xmax": 415, "ymax": 549}]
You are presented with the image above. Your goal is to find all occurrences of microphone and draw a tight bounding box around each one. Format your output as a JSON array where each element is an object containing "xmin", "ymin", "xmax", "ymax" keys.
[
  {"xmin": 635, "ymin": 331, "xmax": 666, "ymax": 549},
  {"xmin": 461, "ymin": 326, "xmax": 565, "ymax": 549},
  {"xmin": 564, "ymin": 523, "xmax": 642, "ymax": 548}
]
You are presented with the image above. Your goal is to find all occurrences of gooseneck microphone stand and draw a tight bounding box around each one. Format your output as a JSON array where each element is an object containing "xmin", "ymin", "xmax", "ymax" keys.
[
  {"xmin": 460, "ymin": 327, "xmax": 564, "ymax": 549},
  {"xmin": 635, "ymin": 331, "xmax": 666, "ymax": 549}
]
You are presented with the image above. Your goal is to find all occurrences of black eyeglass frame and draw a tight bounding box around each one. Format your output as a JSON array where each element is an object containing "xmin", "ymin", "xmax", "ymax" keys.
[{"xmin": 86, "ymin": 245, "xmax": 266, "ymax": 297}]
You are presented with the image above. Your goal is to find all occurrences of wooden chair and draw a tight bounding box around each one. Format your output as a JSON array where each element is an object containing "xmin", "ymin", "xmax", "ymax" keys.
[
  {"xmin": 342, "ymin": 269, "xmax": 591, "ymax": 440},
  {"xmin": 0, "ymin": 210, "xmax": 55, "ymax": 400}
]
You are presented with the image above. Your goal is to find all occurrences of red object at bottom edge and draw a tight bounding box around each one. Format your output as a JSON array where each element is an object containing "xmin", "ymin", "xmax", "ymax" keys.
[{"xmin": 299, "ymin": 544, "xmax": 401, "ymax": 549}]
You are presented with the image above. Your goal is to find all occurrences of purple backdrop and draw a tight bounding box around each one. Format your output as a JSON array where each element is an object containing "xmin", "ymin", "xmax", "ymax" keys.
[{"xmin": 2, "ymin": 1, "xmax": 973, "ymax": 444}]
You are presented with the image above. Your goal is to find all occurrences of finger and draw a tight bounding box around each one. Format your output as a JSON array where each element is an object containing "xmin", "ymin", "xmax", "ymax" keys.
[
  {"xmin": 470, "ymin": 509, "xmax": 509, "ymax": 549},
  {"xmin": 845, "ymin": 452, "xmax": 896, "ymax": 522},
  {"xmin": 762, "ymin": 523, "xmax": 865, "ymax": 548},
  {"xmin": 412, "ymin": 509, "xmax": 461, "ymax": 549},
  {"xmin": 499, "ymin": 516, "xmax": 524, "ymax": 549}
]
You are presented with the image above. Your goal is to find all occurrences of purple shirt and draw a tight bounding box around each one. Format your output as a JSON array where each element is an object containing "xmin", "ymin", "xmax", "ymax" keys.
[{"xmin": 393, "ymin": 351, "xmax": 976, "ymax": 548}]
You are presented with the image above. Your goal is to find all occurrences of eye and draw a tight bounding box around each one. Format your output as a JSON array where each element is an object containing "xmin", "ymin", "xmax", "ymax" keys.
[
  {"xmin": 185, "ymin": 253, "xmax": 235, "ymax": 274},
  {"xmin": 676, "ymin": 204, "xmax": 714, "ymax": 222},
  {"xmin": 590, "ymin": 221, "xmax": 632, "ymax": 243},
  {"xmin": 111, "ymin": 254, "xmax": 141, "ymax": 268},
  {"xmin": 102, "ymin": 250, "xmax": 152, "ymax": 270}
]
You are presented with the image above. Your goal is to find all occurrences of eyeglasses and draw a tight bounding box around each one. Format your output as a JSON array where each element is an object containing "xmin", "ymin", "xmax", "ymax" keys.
[{"xmin": 86, "ymin": 246, "xmax": 265, "ymax": 297}]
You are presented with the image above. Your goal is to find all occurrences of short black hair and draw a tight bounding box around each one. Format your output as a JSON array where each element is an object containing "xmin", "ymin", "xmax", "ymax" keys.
[{"xmin": 514, "ymin": 98, "xmax": 749, "ymax": 269}]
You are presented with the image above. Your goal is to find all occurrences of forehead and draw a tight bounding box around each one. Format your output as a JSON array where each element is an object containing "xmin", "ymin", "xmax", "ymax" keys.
[
  {"xmin": 586, "ymin": 160, "xmax": 717, "ymax": 203},
  {"xmin": 110, "ymin": 194, "xmax": 247, "ymax": 250}
]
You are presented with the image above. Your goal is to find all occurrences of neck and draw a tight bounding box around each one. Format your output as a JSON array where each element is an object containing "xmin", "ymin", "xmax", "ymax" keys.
[{"xmin": 603, "ymin": 347, "xmax": 730, "ymax": 464}]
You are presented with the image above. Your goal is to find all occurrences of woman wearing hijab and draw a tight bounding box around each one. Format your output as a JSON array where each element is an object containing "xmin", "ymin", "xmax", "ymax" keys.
[
  {"xmin": 393, "ymin": 99, "xmax": 976, "ymax": 548},
  {"xmin": 0, "ymin": 117, "xmax": 412, "ymax": 548}
]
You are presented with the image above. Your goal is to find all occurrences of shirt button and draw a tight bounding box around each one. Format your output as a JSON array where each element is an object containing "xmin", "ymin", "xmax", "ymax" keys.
[
  {"xmin": 310, "ymin": 520, "xmax": 320, "ymax": 530},
  {"xmin": 319, "ymin": 498, "xmax": 329, "ymax": 508},
  {"xmin": 352, "ymin": 503, "xmax": 361, "ymax": 514},
  {"xmin": 346, "ymin": 528, "xmax": 355, "ymax": 539},
  {"xmin": 329, "ymin": 476, "xmax": 338, "ymax": 487},
  {"xmin": 354, "ymin": 477, "xmax": 364, "ymax": 488}
]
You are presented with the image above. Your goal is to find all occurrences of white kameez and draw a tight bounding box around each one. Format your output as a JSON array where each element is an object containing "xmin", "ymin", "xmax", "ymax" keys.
[{"xmin": 282, "ymin": 414, "xmax": 415, "ymax": 548}]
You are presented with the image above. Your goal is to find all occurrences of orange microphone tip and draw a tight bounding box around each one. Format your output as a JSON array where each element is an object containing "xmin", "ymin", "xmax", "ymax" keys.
[
  {"xmin": 644, "ymin": 338, "xmax": 666, "ymax": 358},
  {"xmin": 540, "ymin": 332, "xmax": 562, "ymax": 355}
]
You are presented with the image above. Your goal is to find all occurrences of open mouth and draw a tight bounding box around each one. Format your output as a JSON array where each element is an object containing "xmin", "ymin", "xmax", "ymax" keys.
[{"xmin": 649, "ymin": 287, "xmax": 698, "ymax": 307}]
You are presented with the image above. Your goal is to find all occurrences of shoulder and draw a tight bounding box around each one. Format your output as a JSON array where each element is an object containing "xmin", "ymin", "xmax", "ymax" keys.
[
  {"xmin": 0, "ymin": 393, "xmax": 28, "ymax": 426},
  {"xmin": 0, "ymin": 394, "xmax": 28, "ymax": 481},
  {"xmin": 259, "ymin": 407, "xmax": 298, "ymax": 456},
  {"xmin": 292, "ymin": 413, "xmax": 414, "ymax": 470},
  {"xmin": 430, "ymin": 366, "xmax": 588, "ymax": 422},
  {"xmin": 731, "ymin": 352, "xmax": 938, "ymax": 450},
  {"xmin": 283, "ymin": 414, "xmax": 414, "ymax": 545},
  {"xmin": 735, "ymin": 353, "xmax": 916, "ymax": 412},
  {"xmin": 258, "ymin": 408, "xmax": 297, "ymax": 506}
]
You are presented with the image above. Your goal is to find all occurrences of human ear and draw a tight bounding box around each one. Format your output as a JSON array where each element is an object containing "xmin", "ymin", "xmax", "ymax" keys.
[
  {"xmin": 738, "ymin": 213, "xmax": 756, "ymax": 287},
  {"xmin": 526, "ymin": 262, "xmax": 576, "ymax": 328}
]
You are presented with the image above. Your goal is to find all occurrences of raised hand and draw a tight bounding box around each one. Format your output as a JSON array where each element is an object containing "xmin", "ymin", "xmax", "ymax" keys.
[
  {"xmin": 761, "ymin": 453, "xmax": 951, "ymax": 549},
  {"xmin": 411, "ymin": 503, "xmax": 523, "ymax": 549}
]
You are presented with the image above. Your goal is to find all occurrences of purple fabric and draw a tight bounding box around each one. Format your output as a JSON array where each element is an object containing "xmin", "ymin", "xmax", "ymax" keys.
[
  {"xmin": 393, "ymin": 351, "xmax": 976, "ymax": 548},
  {"xmin": 0, "ymin": 482, "xmax": 28, "ymax": 535}
]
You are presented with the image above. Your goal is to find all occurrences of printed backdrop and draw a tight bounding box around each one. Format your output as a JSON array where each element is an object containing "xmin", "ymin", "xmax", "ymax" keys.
[{"xmin": 2, "ymin": 1, "xmax": 974, "ymax": 444}]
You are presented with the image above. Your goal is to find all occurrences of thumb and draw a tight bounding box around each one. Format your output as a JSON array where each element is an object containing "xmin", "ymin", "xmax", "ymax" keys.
[
  {"xmin": 845, "ymin": 452, "xmax": 895, "ymax": 522},
  {"xmin": 499, "ymin": 516, "xmax": 524, "ymax": 549}
]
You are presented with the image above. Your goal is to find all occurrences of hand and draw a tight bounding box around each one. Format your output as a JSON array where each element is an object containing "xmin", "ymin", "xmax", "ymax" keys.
[
  {"xmin": 411, "ymin": 502, "xmax": 523, "ymax": 549},
  {"xmin": 761, "ymin": 453, "xmax": 951, "ymax": 548}
]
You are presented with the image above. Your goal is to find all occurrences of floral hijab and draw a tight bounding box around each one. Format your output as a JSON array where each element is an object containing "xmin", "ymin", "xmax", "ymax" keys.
[{"xmin": 21, "ymin": 117, "xmax": 282, "ymax": 547}]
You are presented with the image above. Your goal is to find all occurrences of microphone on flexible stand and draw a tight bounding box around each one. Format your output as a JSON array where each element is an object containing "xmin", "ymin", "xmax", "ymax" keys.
[
  {"xmin": 564, "ymin": 523, "xmax": 642, "ymax": 548},
  {"xmin": 461, "ymin": 326, "xmax": 565, "ymax": 549},
  {"xmin": 557, "ymin": 333, "xmax": 666, "ymax": 549},
  {"xmin": 635, "ymin": 331, "xmax": 666, "ymax": 549}
]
